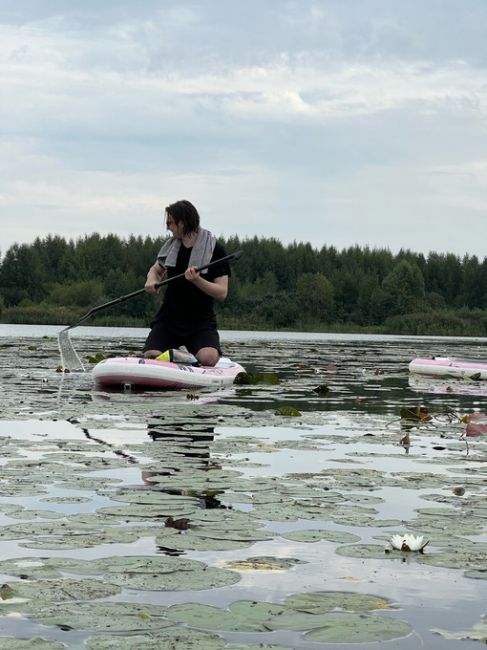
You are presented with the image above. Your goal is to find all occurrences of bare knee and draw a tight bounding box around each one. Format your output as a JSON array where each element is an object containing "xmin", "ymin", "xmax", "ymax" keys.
[{"xmin": 196, "ymin": 347, "xmax": 219, "ymax": 367}]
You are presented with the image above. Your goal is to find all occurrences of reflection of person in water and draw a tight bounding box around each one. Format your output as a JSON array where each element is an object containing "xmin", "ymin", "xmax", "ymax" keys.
[{"xmin": 142, "ymin": 420, "xmax": 223, "ymax": 508}]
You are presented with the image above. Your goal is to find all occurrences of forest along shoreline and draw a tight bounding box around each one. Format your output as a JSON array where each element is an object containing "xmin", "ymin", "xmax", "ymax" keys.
[{"xmin": 1, "ymin": 234, "xmax": 486, "ymax": 337}]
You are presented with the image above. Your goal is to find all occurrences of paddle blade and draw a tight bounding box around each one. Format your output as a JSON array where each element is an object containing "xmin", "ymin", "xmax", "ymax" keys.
[{"xmin": 58, "ymin": 329, "xmax": 85, "ymax": 372}]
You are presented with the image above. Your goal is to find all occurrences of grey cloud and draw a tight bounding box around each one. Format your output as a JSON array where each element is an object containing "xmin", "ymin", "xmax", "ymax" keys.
[{"xmin": 1, "ymin": 0, "xmax": 486, "ymax": 257}]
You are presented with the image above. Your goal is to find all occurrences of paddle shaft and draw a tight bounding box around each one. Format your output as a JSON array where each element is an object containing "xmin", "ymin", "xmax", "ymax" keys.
[{"xmin": 62, "ymin": 250, "xmax": 242, "ymax": 331}]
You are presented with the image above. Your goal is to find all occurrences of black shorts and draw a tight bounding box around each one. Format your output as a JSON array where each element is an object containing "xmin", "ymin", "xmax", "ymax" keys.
[{"xmin": 143, "ymin": 318, "xmax": 222, "ymax": 356}]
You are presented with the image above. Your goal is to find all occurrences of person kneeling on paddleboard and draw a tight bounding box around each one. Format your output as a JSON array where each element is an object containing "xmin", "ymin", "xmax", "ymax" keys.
[{"xmin": 143, "ymin": 200, "xmax": 231, "ymax": 367}]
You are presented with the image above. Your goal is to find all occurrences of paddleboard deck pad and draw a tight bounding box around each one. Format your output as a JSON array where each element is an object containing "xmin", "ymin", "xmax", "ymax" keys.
[
  {"xmin": 93, "ymin": 356, "xmax": 245, "ymax": 390},
  {"xmin": 409, "ymin": 357, "xmax": 487, "ymax": 381}
]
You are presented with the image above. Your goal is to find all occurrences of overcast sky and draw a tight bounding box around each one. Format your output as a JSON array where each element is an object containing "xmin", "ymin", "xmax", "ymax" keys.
[{"xmin": 1, "ymin": 0, "xmax": 486, "ymax": 259}]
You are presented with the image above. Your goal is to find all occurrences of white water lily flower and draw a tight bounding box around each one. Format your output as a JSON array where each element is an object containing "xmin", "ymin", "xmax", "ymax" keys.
[{"xmin": 390, "ymin": 534, "xmax": 429, "ymax": 552}]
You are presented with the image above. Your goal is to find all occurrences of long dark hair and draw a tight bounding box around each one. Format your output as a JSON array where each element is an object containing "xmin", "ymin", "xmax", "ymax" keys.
[{"xmin": 166, "ymin": 200, "xmax": 200, "ymax": 235}]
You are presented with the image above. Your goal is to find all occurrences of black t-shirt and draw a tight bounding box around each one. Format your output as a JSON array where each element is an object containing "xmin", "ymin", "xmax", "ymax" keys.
[{"xmin": 157, "ymin": 242, "xmax": 230, "ymax": 328}]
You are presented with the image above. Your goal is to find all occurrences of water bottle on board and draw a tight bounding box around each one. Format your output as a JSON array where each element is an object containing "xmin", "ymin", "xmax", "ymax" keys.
[{"xmin": 156, "ymin": 349, "xmax": 198, "ymax": 365}]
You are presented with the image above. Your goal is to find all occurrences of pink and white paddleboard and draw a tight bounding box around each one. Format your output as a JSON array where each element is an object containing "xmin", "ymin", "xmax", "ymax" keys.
[
  {"xmin": 93, "ymin": 356, "xmax": 245, "ymax": 390},
  {"xmin": 409, "ymin": 357, "xmax": 487, "ymax": 380}
]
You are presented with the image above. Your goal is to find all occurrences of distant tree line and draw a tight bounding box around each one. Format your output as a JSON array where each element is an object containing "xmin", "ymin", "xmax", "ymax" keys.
[{"xmin": 1, "ymin": 233, "xmax": 487, "ymax": 336}]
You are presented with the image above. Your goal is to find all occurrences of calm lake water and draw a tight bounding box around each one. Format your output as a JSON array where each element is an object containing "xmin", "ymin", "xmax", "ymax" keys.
[{"xmin": 0, "ymin": 324, "xmax": 485, "ymax": 649}]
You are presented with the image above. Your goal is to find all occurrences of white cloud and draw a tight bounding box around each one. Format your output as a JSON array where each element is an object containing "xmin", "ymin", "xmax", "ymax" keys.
[{"xmin": 1, "ymin": 1, "xmax": 487, "ymax": 259}]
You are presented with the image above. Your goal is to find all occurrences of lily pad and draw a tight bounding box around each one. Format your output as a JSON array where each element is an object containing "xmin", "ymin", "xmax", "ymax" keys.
[
  {"xmin": 142, "ymin": 470, "xmax": 241, "ymax": 495},
  {"xmin": 0, "ymin": 640, "xmax": 69, "ymax": 649},
  {"xmin": 190, "ymin": 509, "xmax": 256, "ymax": 526},
  {"xmin": 191, "ymin": 526, "xmax": 271, "ymax": 542},
  {"xmin": 20, "ymin": 527, "xmax": 146, "ymax": 550},
  {"xmin": 264, "ymin": 607, "xmax": 410, "ymax": 643},
  {"xmin": 156, "ymin": 532, "xmax": 255, "ymax": 552},
  {"xmin": 417, "ymin": 544, "xmax": 487, "ymax": 570},
  {"xmin": 431, "ymin": 614, "xmax": 487, "ymax": 643},
  {"xmin": 33, "ymin": 602, "xmax": 172, "ymax": 633},
  {"xmin": 166, "ymin": 600, "xmax": 286, "ymax": 631},
  {"xmin": 234, "ymin": 372, "xmax": 280, "ymax": 385},
  {"xmin": 281, "ymin": 529, "xmax": 361, "ymax": 544},
  {"xmin": 1, "ymin": 579, "xmax": 120, "ymax": 604},
  {"xmin": 10, "ymin": 555, "xmax": 220, "ymax": 588},
  {"xmin": 40, "ymin": 496, "xmax": 93, "ymax": 504},
  {"xmin": 346, "ymin": 494, "xmax": 385, "ymax": 505},
  {"xmin": 303, "ymin": 612, "xmax": 412, "ymax": 643},
  {"xmin": 225, "ymin": 643, "xmax": 290, "ymax": 650},
  {"xmin": 251, "ymin": 502, "xmax": 334, "ymax": 522},
  {"xmin": 7, "ymin": 509, "xmax": 64, "ymax": 521},
  {"xmin": 106, "ymin": 490, "xmax": 199, "ymax": 507},
  {"xmin": 224, "ymin": 556, "xmax": 307, "ymax": 571},
  {"xmin": 465, "ymin": 569, "xmax": 487, "ymax": 580},
  {"xmin": 109, "ymin": 565, "xmax": 240, "ymax": 591},
  {"xmin": 284, "ymin": 591, "xmax": 396, "ymax": 613},
  {"xmin": 56, "ymin": 477, "xmax": 123, "ymax": 490},
  {"xmin": 95, "ymin": 504, "xmax": 195, "ymax": 519},
  {"xmin": 406, "ymin": 516, "xmax": 484, "ymax": 537},
  {"xmin": 0, "ymin": 555, "xmax": 213, "ymax": 585},
  {"xmin": 226, "ymin": 646, "xmax": 290, "ymax": 650},
  {"xmin": 0, "ymin": 521, "xmax": 96, "ymax": 542},
  {"xmin": 86, "ymin": 627, "xmax": 226, "ymax": 649},
  {"xmin": 335, "ymin": 544, "xmax": 397, "ymax": 560},
  {"xmin": 0, "ymin": 558, "xmax": 62, "ymax": 580},
  {"xmin": 274, "ymin": 406, "xmax": 301, "ymax": 416}
]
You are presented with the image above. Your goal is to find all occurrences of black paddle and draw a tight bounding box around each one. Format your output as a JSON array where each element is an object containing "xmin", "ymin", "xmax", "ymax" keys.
[{"xmin": 61, "ymin": 249, "xmax": 242, "ymax": 332}]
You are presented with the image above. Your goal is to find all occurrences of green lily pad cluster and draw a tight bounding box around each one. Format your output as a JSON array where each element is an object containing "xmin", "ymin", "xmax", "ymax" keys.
[
  {"xmin": 0, "ymin": 555, "xmax": 240, "ymax": 595},
  {"xmin": 0, "ymin": 581, "xmax": 412, "ymax": 646},
  {"xmin": 0, "ymin": 334, "xmax": 486, "ymax": 649}
]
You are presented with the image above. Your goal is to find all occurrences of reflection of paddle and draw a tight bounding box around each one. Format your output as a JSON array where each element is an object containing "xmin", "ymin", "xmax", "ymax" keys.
[
  {"xmin": 81, "ymin": 426, "xmax": 139, "ymax": 464},
  {"xmin": 63, "ymin": 250, "xmax": 242, "ymax": 332}
]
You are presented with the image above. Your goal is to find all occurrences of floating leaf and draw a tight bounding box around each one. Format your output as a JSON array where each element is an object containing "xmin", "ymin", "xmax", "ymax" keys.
[
  {"xmin": 284, "ymin": 591, "xmax": 396, "ymax": 614},
  {"xmin": 166, "ymin": 600, "xmax": 286, "ymax": 631},
  {"xmin": 336, "ymin": 544, "xmax": 398, "ymax": 560},
  {"xmin": 302, "ymin": 612, "xmax": 412, "ymax": 643},
  {"xmin": 234, "ymin": 372, "xmax": 280, "ymax": 385},
  {"xmin": 2, "ymin": 579, "xmax": 120, "ymax": 605},
  {"xmin": 226, "ymin": 645, "xmax": 290, "ymax": 650},
  {"xmin": 87, "ymin": 352, "xmax": 106, "ymax": 364},
  {"xmin": 0, "ymin": 639, "xmax": 68, "ymax": 649},
  {"xmin": 224, "ymin": 557, "xmax": 307, "ymax": 571},
  {"xmin": 432, "ymin": 614, "xmax": 487, "ymax": 643},
  {"xmin": 155, "ymin": 532, "xmax": 256, "ymax": 552},
  {"xmin": 85, "ymin": 627, "xmax": 226, "ymax": 649},
  {"xmin": 281, "ymin": 529, "xmax": 361, "ymax": 544},
  {"xmin": 265, "ymin": 608, "xmax": 411, "ymax": 643},
  {"xmin": 274, "ymin": 406, "xmax": 301, "ymax": 417},
  {"xmin": 109, "ymin": 566, "xmax": 240, "ymax": 591},
  {"xmin": 464, "ymin": 569, "xmax": 487, "ymax": 580},
  {"xmin": 417, "ymin": 544, "xmax": 487, "ymax": 570},
  {"xmin": 0, "ymin": 584, "xmax": 16, "ymax": 600},
  {"xmin": 33, "ymin": 602, "xmax": 172, "ymax": 633},
  {"xmin": 7, "ymin": 509, "xmax": 64, "ymax": 521}
]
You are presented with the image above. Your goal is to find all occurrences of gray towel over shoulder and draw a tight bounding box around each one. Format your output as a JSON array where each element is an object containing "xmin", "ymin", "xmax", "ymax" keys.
[{"xmin": 157, "ymin": 228, "xmax": 216, "ymax": 274}]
